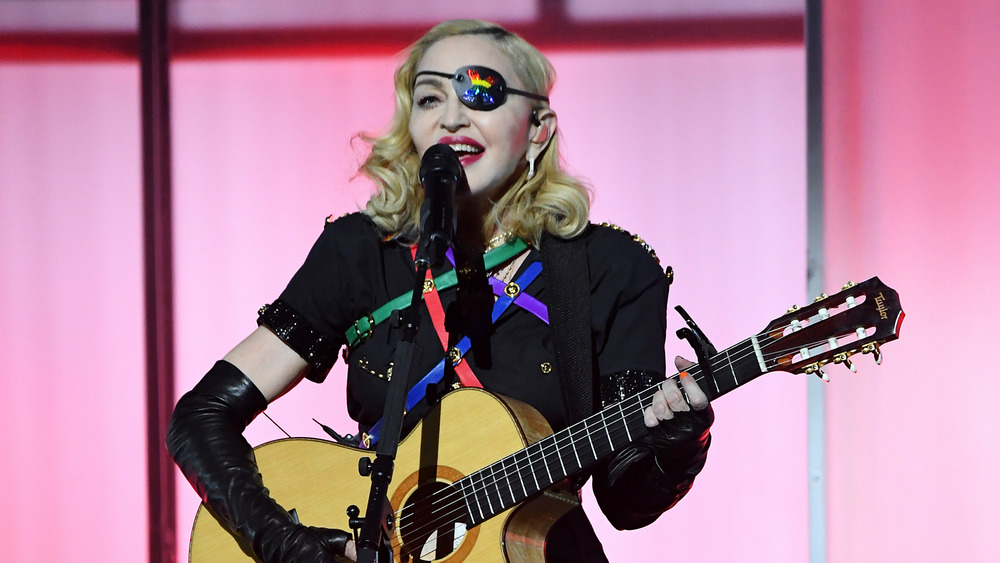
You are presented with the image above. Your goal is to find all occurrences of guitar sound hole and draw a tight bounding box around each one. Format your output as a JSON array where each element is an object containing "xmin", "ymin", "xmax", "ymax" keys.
[{"xmin": 398, "ymin": 481, "xmax": 468, "ymax": 562}]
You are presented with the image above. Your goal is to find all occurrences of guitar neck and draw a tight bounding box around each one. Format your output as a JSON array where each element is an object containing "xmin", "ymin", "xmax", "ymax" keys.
[
  {"xmin": 456, "ymin": 337, "xmax": 766, "ymax": 527},
  {"xmin": 456, "ymin": 276, "xmax": 905, "ymax": 526}
]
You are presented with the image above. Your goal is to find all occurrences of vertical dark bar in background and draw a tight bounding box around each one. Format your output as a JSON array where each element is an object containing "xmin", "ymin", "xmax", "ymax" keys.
[
  {"xmin": 805, "ymin": 0, "xmax": 826, "ymax": 562},
  {"xmin": 141, "ymin": 0, "xmax": 177, "ymax": 560}
]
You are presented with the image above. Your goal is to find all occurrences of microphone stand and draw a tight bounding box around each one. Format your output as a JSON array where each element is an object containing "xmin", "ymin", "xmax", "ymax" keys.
[
  {"xmin": 354, "ymin": 258, "xmax": 431, "ymax": 563},
  {"xmin": 356, "ymin": 143, "xmax": 459, "ymax": 562}
]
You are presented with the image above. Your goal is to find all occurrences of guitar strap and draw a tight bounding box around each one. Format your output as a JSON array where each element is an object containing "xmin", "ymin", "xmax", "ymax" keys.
[{"xmin": 541, "ymin": 232, "xmax": 596, "ymax": 424}]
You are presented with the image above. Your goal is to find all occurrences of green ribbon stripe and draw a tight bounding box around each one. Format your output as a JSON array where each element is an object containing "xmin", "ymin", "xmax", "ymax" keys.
[{"xmin": 345, "ymin": 238, "xmax": 528, "ymax": 347}]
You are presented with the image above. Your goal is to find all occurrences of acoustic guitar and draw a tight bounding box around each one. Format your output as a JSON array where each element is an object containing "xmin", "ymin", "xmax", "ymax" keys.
[{"xmin": 189, "ymin": 277, "xmax": 904, "ymax": 562}]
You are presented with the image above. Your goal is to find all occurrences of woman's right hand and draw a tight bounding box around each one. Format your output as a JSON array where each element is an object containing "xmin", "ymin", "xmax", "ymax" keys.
[{"xmin": 273, "ymin": 526, "xmax": 355, "ymax": 561}]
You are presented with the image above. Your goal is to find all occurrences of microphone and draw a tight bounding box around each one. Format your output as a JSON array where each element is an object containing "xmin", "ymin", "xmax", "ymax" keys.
[{"xmin": 416, "ymin": 144, "xmax": 463, "ymax": 268}]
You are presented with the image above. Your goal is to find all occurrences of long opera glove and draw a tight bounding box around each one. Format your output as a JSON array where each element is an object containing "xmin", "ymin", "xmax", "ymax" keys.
[{"xmin": 166, "ymin": 360, "xmax": 351, "ymax": 562}]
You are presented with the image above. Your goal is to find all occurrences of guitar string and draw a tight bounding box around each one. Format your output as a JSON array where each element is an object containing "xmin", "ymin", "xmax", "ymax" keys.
[
  {"xmin": 388, "ymin": 379, "xmax": 693, "ymax": 551},
  {"xmin": 389, "ymin": 328, "xmax": 836, "ymax": 546},
  {"xmin": 394, "ymin": 316, "xmax": 888, "ymax": 556},
  {"xmin": 389, "ymin": 324, "xmax": 859, "ymax": 549},
  {"xmin": 389, "ymin": 333, "xmax": 779, "ymax": 544},
  {"xmin": 394, "ymin": 343, "xmax": 835, "ymax": 553},
  {"xmin": 386, "ymin": 298, "xmax": 881, "ymax": 552}
]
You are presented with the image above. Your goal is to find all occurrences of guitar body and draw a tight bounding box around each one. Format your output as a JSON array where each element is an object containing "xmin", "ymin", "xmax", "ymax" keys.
[{"xmin": 189, "ymin": 388, "xmax": 580, "ymax": 562}]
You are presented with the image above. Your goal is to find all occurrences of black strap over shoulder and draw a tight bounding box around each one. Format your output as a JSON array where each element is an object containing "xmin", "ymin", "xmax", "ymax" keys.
[{"xmin": 541, "ymin": 231, "xmax": 596, "ymax": 424}]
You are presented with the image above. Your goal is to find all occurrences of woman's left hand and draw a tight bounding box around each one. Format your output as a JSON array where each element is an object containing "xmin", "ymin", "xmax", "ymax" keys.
[
  {"xmin": 642, "ymin": 355, "xmax": 714, "ymax": 477},
  {"xmin": 642, "ymin": 356, "xmax": 710, "ymax": 428}
]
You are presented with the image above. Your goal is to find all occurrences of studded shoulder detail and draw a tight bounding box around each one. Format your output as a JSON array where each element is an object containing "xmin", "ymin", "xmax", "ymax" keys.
[{"xmin": 597, "ymin": 222, "xmax": 660, "ymax": 264}]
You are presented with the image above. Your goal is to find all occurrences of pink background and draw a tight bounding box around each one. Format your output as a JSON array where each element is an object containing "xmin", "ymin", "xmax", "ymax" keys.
[{"xmin": 1, "ymin": 1, "xmax": 998, "ymax": 561}]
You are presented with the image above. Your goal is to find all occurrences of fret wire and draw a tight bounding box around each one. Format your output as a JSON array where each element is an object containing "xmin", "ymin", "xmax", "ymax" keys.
[
  {"xmin": 470, "ymin": 474, "xmax": 485, "ymax": 522},
  {"xmin": 481, "ymin": 471, "xmax": 494, "ymax": 519},
  {"xmin": 482, "ymin": 470, "xmax": 496, "ymax": 516},
  {"xmin": 458, "ymin": 480, "xmax": 473, "ymax": 523},
  {"xmin": 541, "ymin": 444, "xmax": 554, "ymax": 484},
  {"xmin": 584, "ymin": 419, "xmax": 597, "ymax": 460},
  {"xmin": 515, "ymin": 450, "xmax": 529, "ymax": 499},
  {"xmin": 485, "ymin": 461, "xmax": 499, "ymax": 512},
  {"xmin": 562, "ymin": 425, "xmax": 578, "ymax": 473},
  {"xmin": 601, "ymin": 410, "xmax": 613, "ymax": 452},
  {"xmin": 619, "ymin": 401, "xmax": 632, "ymax": 442},
  {"xmin": 463, "ymin": 473, "xmax": 484, "ymax": 520},
  {"xmin": 570, "ymin": 424, "xmax": 583, "ymax": 469},
  {"xmin": 554, "ymin": 434, "xmax": 567, "ymax": 478},
  {"xmin": 527, "ymin": 444, "xmax": 541, "ymax": 492},
  {"xmin": 724, "ymin": 347, "xmax": 736, "ymax": 390},
  {"xmin": 571, "ymin": 420, "xmax": 593, "ymax": 469},
  {"xmin": 459, "ymin": 474, "xmax": 475, "ymax": 524},
  {"xmin": 490, "ymin": 463, "xmax": 505, "ymax": 511},
  {"xmin": 495, "ymin": 458, "xmax": 511, "ymax": 508}
]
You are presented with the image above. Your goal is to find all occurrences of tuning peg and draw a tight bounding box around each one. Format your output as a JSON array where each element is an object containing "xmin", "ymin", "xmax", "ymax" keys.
[
  {"xmin": 805, "ymin": 362, "xmax": 830, "ymax": 381},
  {"xmin": 840, "ymin": 356, "xmax": 857, "ymax": 373},
  {"xmin": 861, "ymin": 342, "xmax": 884, "ymax": 365},
  {"xmin": 802, "ymin": 362, "xmax": 830, "ymax": 381},
  {"xmin": 841, "ymin": 281, "xmax": 856, "ymax": 290},
  {"xmin": 813, "ymin": 292, "xmax": 828, "ymax": 303},
  {"xmin": 787, "ymin": 304, "xmax": 800, "ymax": 314},
  {"xmin": 833, "ymin": 352, "xmax": 858, "ymax": 373}
]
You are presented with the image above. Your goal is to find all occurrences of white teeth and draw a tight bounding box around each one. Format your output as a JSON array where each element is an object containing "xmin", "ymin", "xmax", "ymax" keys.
[{"xmin": 448, "ymin": 143, "xmax": 483, "ymax": 155}]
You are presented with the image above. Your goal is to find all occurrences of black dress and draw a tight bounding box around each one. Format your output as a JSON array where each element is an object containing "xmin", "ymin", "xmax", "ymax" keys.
[{"xmin": 269, "ymin": 212, "xmax": 688, "ymax": 561}]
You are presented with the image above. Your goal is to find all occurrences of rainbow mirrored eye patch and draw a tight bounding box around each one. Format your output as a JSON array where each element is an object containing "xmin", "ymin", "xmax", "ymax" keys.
[{"xmin": 414, "ymin": 65, "xmax": 548, "ymax": 111}]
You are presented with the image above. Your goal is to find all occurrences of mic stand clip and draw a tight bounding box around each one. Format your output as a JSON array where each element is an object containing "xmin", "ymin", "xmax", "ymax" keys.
[{"xmin": 355, "ymin": 261, "xmax": 430, "ymax": 563}]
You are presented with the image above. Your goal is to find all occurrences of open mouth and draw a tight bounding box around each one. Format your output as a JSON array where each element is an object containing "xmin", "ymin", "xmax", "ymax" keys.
[
  {"xmin": 447, "ymin": 143, "xmax": 484, "ymax": 158},
  {"xmin": 436, "ymin": 137, "xmax": 485, "ymax": 167},
  {"xmin": 448, "ymin": 143, "xmax": 484, "ymax": 167}
]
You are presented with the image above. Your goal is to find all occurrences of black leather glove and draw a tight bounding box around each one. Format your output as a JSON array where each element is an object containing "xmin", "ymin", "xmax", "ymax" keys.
[
  {"xmin": 648, "ymin": 404, "xmax": 713, "ymax": 491},
  {"xmin": 594, "ymin": 403, "xmax": 713, "ymax": 530},
  {"xmin": 166, "ymin": 360, "xmax": 351, "ymax": 562}
]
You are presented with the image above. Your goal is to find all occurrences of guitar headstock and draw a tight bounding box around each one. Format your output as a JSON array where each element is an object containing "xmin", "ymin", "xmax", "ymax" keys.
[{"xmin": 757, "ymin": 277, "xmax": 904, "ymax": 380}]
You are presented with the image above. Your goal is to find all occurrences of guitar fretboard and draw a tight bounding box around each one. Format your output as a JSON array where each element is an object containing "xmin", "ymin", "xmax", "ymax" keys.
[{"xmin": 455, "ymin": 335, "xmax": 769, "ymax": 526}]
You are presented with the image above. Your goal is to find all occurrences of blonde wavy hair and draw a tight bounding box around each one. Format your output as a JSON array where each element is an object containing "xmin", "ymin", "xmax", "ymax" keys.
[{"xmin": 359, "ymin": 20, "xmax": 591, "ymax": 246}]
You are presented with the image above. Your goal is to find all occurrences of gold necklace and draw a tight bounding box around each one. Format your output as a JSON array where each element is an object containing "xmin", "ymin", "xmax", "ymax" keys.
[
  {"xmin": 485, "ymin": 231, "xmax": 513, "ymax": 252},
  {"xmin": 495, "ymin": 261, "xmax": 517, "ymax": 283},
  {"xmin": 493, "ymin": 247, "xmax": 527, "ymax": 283}
]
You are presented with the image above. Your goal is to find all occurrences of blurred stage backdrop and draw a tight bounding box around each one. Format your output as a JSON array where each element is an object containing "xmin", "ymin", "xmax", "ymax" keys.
[{"xmin": 1, "ymin": 1, "xmax": 998, "ymax": 561}]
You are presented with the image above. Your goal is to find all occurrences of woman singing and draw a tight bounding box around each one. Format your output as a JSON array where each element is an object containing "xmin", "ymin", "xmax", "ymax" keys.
[{"xmin": 168, "ymin": 19, "xmax": 713, "ymax": 562}]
